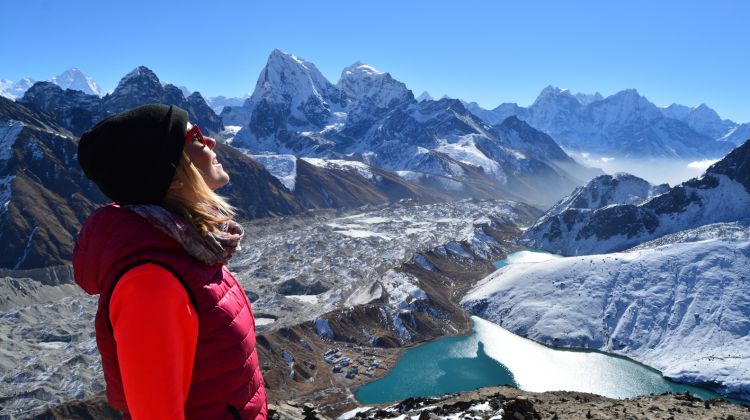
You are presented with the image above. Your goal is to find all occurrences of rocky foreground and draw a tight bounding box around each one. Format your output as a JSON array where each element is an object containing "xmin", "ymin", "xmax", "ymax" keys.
[
  {"xmin": 33, "ymin": 386, "xmax": 750, "ymax": 420},
  {"xmin": 281, "ymin": 387, "xmax": 749, "ymax": 420}
]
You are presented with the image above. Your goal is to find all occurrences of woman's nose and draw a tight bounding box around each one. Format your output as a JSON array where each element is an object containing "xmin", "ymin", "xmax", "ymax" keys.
[{"xmin": 205, "ymin": 136, "xmax": 217, "ymax": 149}]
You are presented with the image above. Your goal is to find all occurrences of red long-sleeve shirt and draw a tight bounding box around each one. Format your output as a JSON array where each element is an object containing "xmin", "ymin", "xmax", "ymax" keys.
[{"xmin": 109, "ymin": 263, "xmax": 199, "ymax": 419}]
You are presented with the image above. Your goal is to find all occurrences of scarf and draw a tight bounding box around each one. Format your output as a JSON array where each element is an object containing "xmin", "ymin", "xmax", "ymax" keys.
[{"xmin": 125, "ymin": 204, "xmax": 243, "ymax": 266}]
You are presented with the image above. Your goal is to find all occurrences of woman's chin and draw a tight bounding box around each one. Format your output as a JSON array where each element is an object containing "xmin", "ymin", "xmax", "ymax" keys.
[{"xmin": 209, "ymin": 175, "xmax": 230, "ymax": 191}]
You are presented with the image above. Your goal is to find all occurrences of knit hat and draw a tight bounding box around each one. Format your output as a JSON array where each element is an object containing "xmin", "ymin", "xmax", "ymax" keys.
[{"xmin": 78, "ymin": 104, "xmax": 189, "ymax": 205}]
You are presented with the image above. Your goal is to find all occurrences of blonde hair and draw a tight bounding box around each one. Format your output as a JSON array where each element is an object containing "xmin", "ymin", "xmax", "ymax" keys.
[{"xmin": 162, "ymin": 152, "xmax": 236, "ymax": 236}]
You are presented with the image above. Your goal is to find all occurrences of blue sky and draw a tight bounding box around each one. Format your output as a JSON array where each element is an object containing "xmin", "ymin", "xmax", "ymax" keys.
[{"xmin": 4, "ymin": 0, "xmax": 749, "ymax": 122}]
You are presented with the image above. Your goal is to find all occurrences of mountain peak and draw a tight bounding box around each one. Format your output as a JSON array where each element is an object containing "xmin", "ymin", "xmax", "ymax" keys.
[
  {"xmin": 266, "ymin": 49, "xmax": 316, "ymax": 72},
  {"xmin": 416, "ymin": 91, "xmax": 433, "ymax": 102},
  {"xmin": 119, "ymin": 66, "xmax": 160, "ymax": 85},
  {"xmin": 108, "ymin": 66, "xmax": 165, "ymax": 110},
  {"xmin": 616, "ymin": 88, "xmax": 641, "ymax": 98},
  {"xmin": 538, "ymin": 85, "xmax": 570, "ymax": 97},
  {"xmin": 692, "ymin": 103, "xmax": 720, "ymax": 118},
  {"xmin": 341, "ymin": 61, "xmax": 384, "ymax": 78},
  {"xmin": 49, "ymin": 67, "xmax": 103, "ymax": 96},
  {"xmin": 337, "ymin": 60, "xmax": 412, "ymax": 112},
  {"xmin": 243, "ymin": 50, "xmax": 345, "ymax": 131},
  {"xmin": 532, "ymin": 86, "xmax": 578, "ymax": 108}
]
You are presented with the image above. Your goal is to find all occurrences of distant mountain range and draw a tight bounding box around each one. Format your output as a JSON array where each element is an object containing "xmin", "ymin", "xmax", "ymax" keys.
[
  {"xmin": 17, "ymin": 67, "xmax": 222, "ymax": 136},
  {"xmin": 3, "ymin": 51, "xmax": 750, "ymax": 270},
  {"xmin": 6, "ymin": 64, "xmax": 747, "ymax": 160},
  {"xmin": 219, "ymin": 49, "xmax": 599, "ymax": 208},
  {"xmin": 1, "ymin": 68, "xmax": 103, "ymax": 99},
  {"xmin": 465, "ymin": 87, "xmax": 743, "ymax": 159}
]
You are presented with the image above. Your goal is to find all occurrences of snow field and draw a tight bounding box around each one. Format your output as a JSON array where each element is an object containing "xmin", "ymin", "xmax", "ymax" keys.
[{"xmin": 464, "ymin": 224, "xmax": 750, "ymax": 399}]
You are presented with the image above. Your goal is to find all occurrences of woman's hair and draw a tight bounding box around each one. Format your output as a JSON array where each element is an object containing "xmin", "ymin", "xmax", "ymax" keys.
[{"xmin": 162, "ymin": 152, "xmax": 236, "ymax": 236}]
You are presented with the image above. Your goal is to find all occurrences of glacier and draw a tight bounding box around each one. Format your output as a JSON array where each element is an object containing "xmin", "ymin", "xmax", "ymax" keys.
[{"xmin": 463, "ymin": 221, "xmax": 750, "ymax": 400}]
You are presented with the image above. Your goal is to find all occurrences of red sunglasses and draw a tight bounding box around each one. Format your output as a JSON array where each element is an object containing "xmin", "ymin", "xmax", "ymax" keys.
[{"xmin": 185, "ymin": 124, "xmax": 207, "ymax": 147}]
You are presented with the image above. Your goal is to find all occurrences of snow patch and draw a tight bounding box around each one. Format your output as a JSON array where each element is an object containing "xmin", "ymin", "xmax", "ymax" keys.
[
  {"xmin": 286, "ymin": 295, "xmax": 319, "ymax": 304},
  {"xmin": 380, "ymin": 270, "xmax": 428, "ymax": 312},
  {"xmin": 246, "ymin": 153, "xmax": 297, "ymax": 191},
  {"xmin": 0, "ymin": 121, "xmax": 24, "ymax": 163},
  {"xmin": 0, "ymin": 175, "xmax": 15, "ymax": 216},
  {"xmin": 332, "ymin": 228, "xmax": 392, "ymax": 240},
  {"xmin": 301, "ymin": 157, "xmax": 374, "ymax": 180},
  {"xmin": 255, "ymin": 317, "xmax": 276, "ymax": 326}
]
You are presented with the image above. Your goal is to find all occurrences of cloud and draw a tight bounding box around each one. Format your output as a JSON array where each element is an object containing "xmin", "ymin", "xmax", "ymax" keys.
[{"xmin": 687, "ymin": 159, "xmax": 719, "ymax": 170}]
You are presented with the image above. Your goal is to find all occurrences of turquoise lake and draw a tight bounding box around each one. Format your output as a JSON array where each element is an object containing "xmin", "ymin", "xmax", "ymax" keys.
[{"xmin": 356, "ymin": 250, "xmax": 726, "ymax": 405}]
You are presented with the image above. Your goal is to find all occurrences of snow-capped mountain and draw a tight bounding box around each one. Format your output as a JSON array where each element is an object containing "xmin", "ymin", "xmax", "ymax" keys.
[
  {"xmin": 463, "ymin": 221, "xmax": 750, "ymax": 400},
  {"xmin": 221, "ymin": 49, "xmax": 348, "ymax": 130},
  {"xmin": 521, "ymin": 139, "xmax": 750, "ymax": 255},
  {"xmin": 1, "ymin": 68, "xmax": 103, "ymax": 99},
  {"xmin": 544, "ymin": 173, "xmax": 669, "ymax": 218},
  {"xmin": 0, "ymin": 77, "xmax": 35, "ymax": 100},
  {"xmin": 223, "ymin": 51, "xmax": 597, "ymax": 207},
  {"xmin": 662, "ymin": 103, "xmax": 738, "ymax": 141},
  {"xmin": 337, "ymin": 61, "xmax": 413, "ymax": 124},
  {"xmin": 206, "ymin": 95, "xmax": 249, "ymax": 114},
  {"xmin": 18, "ymin": 66, "xmax": 222, "ymax": 136},
  {"xmin": 49, "ymin": 68, "xmax": 103, "ymax": 96},
  {"xmin": 470, "ymin": 86, "xmax": 735, "ymax": 159}
]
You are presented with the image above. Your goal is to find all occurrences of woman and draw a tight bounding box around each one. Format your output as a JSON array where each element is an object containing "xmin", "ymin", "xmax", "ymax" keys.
[{"xmin": 72, "ymin": 104, "xmax": 267, "ymax": 419}]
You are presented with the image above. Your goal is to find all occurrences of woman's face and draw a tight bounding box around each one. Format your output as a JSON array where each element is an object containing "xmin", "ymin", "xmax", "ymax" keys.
[{"xmin": 185, "ymin": 123, "xmax": 230, "ymax": 190}]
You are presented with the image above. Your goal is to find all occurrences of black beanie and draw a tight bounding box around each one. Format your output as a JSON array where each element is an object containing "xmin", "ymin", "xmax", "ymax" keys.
[{"xmin": 78, "ymin": 104, "xmax": 189, "ymax": 205}]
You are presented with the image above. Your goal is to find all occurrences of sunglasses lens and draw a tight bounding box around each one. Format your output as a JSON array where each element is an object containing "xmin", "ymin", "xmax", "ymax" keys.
[{"xmin": 186, "ymin": 125, "xmax": 206, "ymax": 146}]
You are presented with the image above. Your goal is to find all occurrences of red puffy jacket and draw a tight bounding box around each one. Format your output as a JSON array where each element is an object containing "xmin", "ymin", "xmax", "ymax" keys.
[{"xmin": 73, "ymin": 204, "xmax": 267, "ymax": 419}]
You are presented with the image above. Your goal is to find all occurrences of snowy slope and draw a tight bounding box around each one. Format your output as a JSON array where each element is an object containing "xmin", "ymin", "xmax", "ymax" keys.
[
  {"xmin": 463, "ymin": 221, "xmax": 750, "ymax": 400},
  {"xmin": 720, "ymin": 123, "xmax": 750, "ymax": 146},
  {"xmin": 247, "ymin": 154, "xmax": 298, "ymax": 190},
  {"xmin": 301, "ymin": 157, "xmax": 374, "ymax": 180}
]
